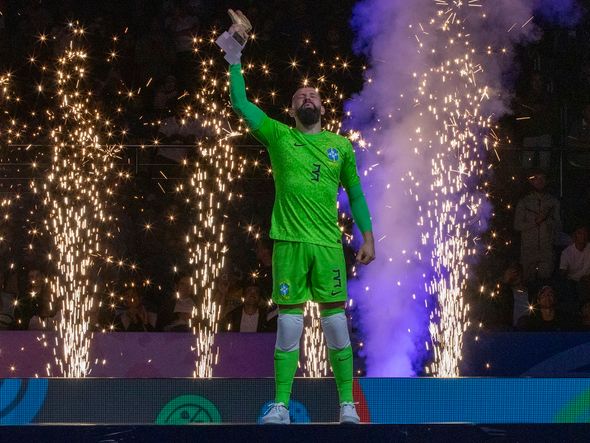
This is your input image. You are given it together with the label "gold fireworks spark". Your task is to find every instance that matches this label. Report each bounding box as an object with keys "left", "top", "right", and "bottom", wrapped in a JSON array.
[
  {"left": 435, "top": 0, "right": 483, "bottom": 27},
  {"left": 40, "top": 29, "right": 123, "bottom": 377},
  {"left": 0, "top": 73, "right": 15, "bottom": 247},
  {"left": 303, "top": 303, "right": 329, "bottom": 377},
  {"left": 410, "top": 1, "right": 494, "bottom": 376},
  {"left": 183, "top": 48, "right": 245, "bottom": 377},
  {"left": 1, "top": 23, "right": 360, "bottom": 378}
]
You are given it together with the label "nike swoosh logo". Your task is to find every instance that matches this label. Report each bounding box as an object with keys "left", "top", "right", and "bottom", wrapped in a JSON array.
[
  {"left": 294, "top": 143, "right": 305, "bottom": 147},
  {"left": 331, "top": 291, "right": 342, "bottom": 296}
]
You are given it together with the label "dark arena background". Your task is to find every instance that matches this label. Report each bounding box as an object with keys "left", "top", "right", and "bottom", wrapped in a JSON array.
[{"left": 1, "top": 0, "right": 590, "bottom": 441}]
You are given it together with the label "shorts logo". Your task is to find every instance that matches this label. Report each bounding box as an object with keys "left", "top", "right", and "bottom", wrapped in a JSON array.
[
  {"left": 279, "top": 282, "right": 290, "bottom": 297},
  {"left": 332, "top": 269, "right": 342, "bottom": 288},
  {"left": 331, "top": 269, "right": 342, "bottom": 296},
  {"left": 327, "top": 148, "right": 339, "bottom": 162}
]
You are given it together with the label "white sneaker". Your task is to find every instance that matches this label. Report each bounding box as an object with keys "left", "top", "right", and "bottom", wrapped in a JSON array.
[
  {"left": 339, "top": 402, "right": 360, "bottom": 424},
  {"left": 261, "top": 402, "right": 290, "bottom": 424}
]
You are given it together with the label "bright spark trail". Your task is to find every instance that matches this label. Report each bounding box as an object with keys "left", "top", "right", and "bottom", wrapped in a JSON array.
[
  {"left": 40, "top": 28, "right": 123, "bottom": 377},
  {"left": 183, "top": 37, "right": 245, "bottom": 377},
  {"left": 346, "top": 0, "right": 554, "bottom": 376},
  {"left": 1, "top": 21, "right": 368, "bottom": 378},
  {"left": 0, "top": 74, "right": 16, "bottom": 249},
  {"left": 418, "top": 0, "right": 491, "bottom": 376},
  {"left": 303, "top": 303, "right": 328, "bottom": 377}
]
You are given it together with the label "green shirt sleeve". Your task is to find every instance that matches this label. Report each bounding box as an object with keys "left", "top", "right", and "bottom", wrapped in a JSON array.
[
  {"left": 340, "top": 140, "right": 361, "bottom": 191},
  {"left": 229, "top": 64, "right": 266, "bottom": 130},
  {"left": 250, "top": 114, "right": 291, "bottom": 150},
  {"left": 341, "top": 142, "right": 372, "bottom": 233},
  {"left": 347, "top": 184, "right": 372, "bottom": 234}
]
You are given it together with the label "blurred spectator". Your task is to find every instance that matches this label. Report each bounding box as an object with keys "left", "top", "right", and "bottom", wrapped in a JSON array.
[
  {"left": 325, "top": 26, "right": 342, "bottom": 52},
  {"left": 114, "top": 286, "right": 153, "bottom": 331},
  {"left": 158, "top": 115, "right": 203, "bottom": 146},
  {"left": 516, "top": 285, "right": 569, "bottom": 331},
  {"left": 515, "top": 72, "right": 556, "bottom": 170},
  {"left": 251, "top": 238, "right": 273, "bottom": 300},
  {"left": 578, "top": 300, "right": 590, "bottom": 330},
  {"left": 0, "top": 267, "right": 18, "bottom": 329},
  {"left": 579, "top": 275, "right": 590, "bottom": 304},
  {"left": 559, "top": 226, "right": 590, "bottom": 282},
  {"left": 134, "top": 17, "right": 175, "bottom": 86},
  {"left": 568, "top": 103, "right": 590, "bottom": 148},
  {"left": 214, "top": 270, "right": 245, "bottom": 318},
  {"left": 495, "top": 262, "right": 533, "bottom": 329},
  {"left": 163, "top": 274, "right": 194, "bottom": 332},
  {"left": 164, "top": 2, "right": 199, "bottom": 91},
  {"left": 220, "top": 284, "right": 277, "bottom": 332},
  {"left": 567, "top": 103, "right": 590, "bottom": 169},
  {"left": 96, "top": 65, "right": 124, "bottom": 104},
  {"left": 514, "top": 170, "right": 561, "bottom": 283},
  {"left": 559, "top": 225, "right": 590, "bottom": 313},
  {"left": 213, "top": 270, "right": 233, "bottom": 318},
  {"left": 153, "top": 75, "right": 178, "bottom": 115},
  {"left": 27, "top": 269, "right": 60, "bottom": 331},
  {"left": 20, "top": 1, "right": 53, "bottom": 40},
  {"left": 49, "top": 23, "right": 71, "bottom": 58},
  {"left": 88, "top": 296, "right": 106, "bottom": 332},
  {"left": 140, "top": 282, "right": 164, "bottom": 330}
]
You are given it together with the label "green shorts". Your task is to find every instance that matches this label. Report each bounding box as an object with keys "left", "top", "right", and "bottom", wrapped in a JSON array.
[{"left": 272, "top": 240, "right": 348, "bottom": 305}]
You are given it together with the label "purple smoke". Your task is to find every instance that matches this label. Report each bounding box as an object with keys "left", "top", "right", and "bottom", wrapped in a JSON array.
[
  {"left": 535, "top": 0, "right": 583, "bottom": 25},
  {"left": 345, "top": 0, "right": 581, "bottom": 376}
]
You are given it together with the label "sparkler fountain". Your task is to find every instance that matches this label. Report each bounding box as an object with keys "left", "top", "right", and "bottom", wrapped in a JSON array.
[
  {"left": 183, "top": 46, "right": 245, "bottom": 377},
  {"left": 41, "top": 31, "right": 123, "bottom": 377},
  {"left": 346, "top": 0, "right": 573, "bottom": 376}
]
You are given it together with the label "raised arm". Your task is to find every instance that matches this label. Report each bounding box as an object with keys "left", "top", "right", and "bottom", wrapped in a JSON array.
[
  {"left": 229, "top": 64, "right": 266, "bottom": 131},
  {"left": 216, "top": 9, "right": 267, "bottom": 131}
]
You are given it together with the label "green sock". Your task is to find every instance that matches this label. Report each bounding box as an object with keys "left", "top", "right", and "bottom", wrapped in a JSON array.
[
  {"left": 274, "top": 348, "right": 299, "bottom": 406},
  {"left": 328, "top": 346, "right": 354, "bottom": 404}
]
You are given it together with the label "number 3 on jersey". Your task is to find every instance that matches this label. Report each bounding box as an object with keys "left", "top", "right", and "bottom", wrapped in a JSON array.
[{"left": 311, "top": 163, "right": 321, "bottom": 182}]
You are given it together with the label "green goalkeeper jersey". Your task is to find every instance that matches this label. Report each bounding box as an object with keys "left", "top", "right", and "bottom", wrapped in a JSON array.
[
  {"left": 252, "top": 116, "right": 361, "bottom": 248},
  {"left": 229, "top": 63, "right": 369, "bottom": 248}
]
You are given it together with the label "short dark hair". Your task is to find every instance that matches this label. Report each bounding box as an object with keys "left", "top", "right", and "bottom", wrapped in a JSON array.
[
  {"left": 572, "top": 224, "right": 589, "bottom": 234},
  {"left": 527, "top": 168, "right": 546, "bottom": 179},
  {"left": 173, "top": 271, "right": 192, "bottom": 287}
]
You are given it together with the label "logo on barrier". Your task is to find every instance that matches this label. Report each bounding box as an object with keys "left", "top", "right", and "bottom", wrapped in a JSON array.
[
  {"left": 554, "top": 388, "right": 590, "bottom": 423},
  {"left": 156, "top": 395, "right": 222, "bottom": 424},
  {"left": 0, "top": 378, "right": 49, "bottom": 425},
  {"left": 258, "top": 400, "right": 310, "bottom": 423}
]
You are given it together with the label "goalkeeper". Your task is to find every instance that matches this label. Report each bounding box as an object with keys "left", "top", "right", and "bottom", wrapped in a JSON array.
[{"left": 222, "top": 9, "right": 375, "bottom": 425}]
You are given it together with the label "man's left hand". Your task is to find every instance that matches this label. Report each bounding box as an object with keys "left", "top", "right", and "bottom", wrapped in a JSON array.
[{"left": 356, "top": 238, "right": 375, "bottom": 265}]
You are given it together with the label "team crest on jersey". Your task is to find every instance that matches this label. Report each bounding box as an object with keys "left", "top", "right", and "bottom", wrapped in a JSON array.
[
  {"left": 326, "top": 148, "right": 339, "bottom": 162},
  {"left": 279, "top": 282, "right": 290, "bottom": 297}
]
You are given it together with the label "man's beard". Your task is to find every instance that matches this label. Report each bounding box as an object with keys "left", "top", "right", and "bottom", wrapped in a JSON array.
[{"left": 296, "top": 104, "right": 321, "bottom": 126}]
